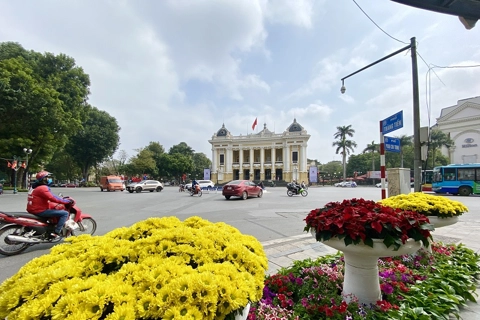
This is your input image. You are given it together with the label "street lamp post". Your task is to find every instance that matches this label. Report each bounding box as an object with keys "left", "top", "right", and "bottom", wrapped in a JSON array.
[
  {"left": 341, "top": 37, "right": 421, "bottom": 192},
  {"left": 23, "top": 148, "right": 32, "bottom": 189}
]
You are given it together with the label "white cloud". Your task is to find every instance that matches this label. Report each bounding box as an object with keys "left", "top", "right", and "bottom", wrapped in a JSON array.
[
  {"left": 1, "top": 0, "right": 479, "bottom": 165},
  {"left": 263, "top": 0, "right": 317, "bottom": 28}
]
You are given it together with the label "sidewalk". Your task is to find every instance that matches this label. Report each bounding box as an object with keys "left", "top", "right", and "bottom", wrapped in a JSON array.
[{"left": 261, "top": 233, "right": 480, "bottom": 319}]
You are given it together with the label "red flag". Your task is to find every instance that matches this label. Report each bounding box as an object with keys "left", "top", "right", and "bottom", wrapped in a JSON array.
[
  {"left": 21, "top": 162, "right": 26, "bottom": 168},
  {"left": 7, "top": 161, "right": 11, "bottom": 168},
  {"left": 252, "top": 117, "right": 258, "bottom": 130},
  {"left": 11, "top": 160, "right": 17, "bottom": 169}
]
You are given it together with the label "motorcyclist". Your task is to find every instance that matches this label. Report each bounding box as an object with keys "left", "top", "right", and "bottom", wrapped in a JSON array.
[
  {"left": 192, "top": 179, "right": 200, "bottom": 194},
  {"left": 291, "top": 180, "right": 300, "bottom": 194},
  {"left": 301, "top": 181, "right": 307, "bottom": 189},
  {"left": 258, "top": 181, "right": 265, "bottom": 190},
  {"left": 26, "top": 171, "right": 73, "bottom": 240}
]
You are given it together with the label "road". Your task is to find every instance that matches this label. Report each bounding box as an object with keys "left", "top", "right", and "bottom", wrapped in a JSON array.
[{"left": 1, "top": 185, "right": 479, "bottom": 283}]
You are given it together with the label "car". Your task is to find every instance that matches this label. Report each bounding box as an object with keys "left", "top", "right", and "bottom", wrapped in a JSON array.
[
  {"left": 334, "top": 182, "right": 346, "bottom": 187},
  {"left": 185, "top": 180, "right": 215, "bottom": 191},
  {"left": 64, "top": 183, "right": 78, "bottom": 188},
  {"left": 126, "top": 180, "right": 164, "bottom": 193},
  {"left": 342, "top": 181, "right": 357, "bottom": 188},
  {"left": 222, "top": 180, "right": 263, "bottom": 200},
  {"left": 376, "top": 182, "right": 388, "bottom": 188}
]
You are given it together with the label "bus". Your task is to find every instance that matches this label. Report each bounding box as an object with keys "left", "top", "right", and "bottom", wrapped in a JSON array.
[
  {"left": 432, "top": 163, "right": 480, "bottom": 196},
  {"left": 421, "top": 170, "right": 434, "bottom": 192}
]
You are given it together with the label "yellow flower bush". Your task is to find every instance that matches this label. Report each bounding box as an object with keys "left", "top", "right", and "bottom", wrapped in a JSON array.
[
  {"left": 379, "top": 192, "right": 468, "bottom": 218},
  {"left": 0, "top": 216, "right": 268, "bottom": 320}
]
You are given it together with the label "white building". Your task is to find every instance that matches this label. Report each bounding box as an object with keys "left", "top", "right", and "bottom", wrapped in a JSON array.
[
  {"left": 208, "top": 119, "right": 311, "bottom": 183},
  {"left": 436, "top": 96, "right": 480, "bottom": 164}
]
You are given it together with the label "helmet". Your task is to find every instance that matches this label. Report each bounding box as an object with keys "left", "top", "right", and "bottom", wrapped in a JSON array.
[{"left": 36, "top": 171, "right": 51, "bottom": 181}]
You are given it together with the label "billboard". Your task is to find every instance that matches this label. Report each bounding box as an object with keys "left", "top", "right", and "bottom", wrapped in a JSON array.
[
  {"left": 203, "top": 169, "right": 211, "bottom": 180},
  {"left": 366, "top": 171, "right": 388, "bottom": 179},
  {"left": 309, "top": 166, "right": 318, "bottom": 183}
]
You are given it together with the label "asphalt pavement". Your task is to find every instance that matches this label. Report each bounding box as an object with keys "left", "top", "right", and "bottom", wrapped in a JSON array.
[{"left": 0, "top": 186, "right": 479, "bottom": 318}]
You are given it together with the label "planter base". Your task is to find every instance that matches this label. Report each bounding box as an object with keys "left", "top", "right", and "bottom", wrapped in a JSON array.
[
  {"left": 317, "top": 236, "right": 422, "bottom": 305},
  {"left": 234, "top": 303, "right": 250, "bottom": 320}
]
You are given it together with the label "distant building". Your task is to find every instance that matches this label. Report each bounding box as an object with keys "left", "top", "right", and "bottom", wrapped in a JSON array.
[
  {"left": 435, "top": 96, "right": 480, "bottom": 164},
  {"left": 208, "top": 119, "right": 311, "bottom": 183}
]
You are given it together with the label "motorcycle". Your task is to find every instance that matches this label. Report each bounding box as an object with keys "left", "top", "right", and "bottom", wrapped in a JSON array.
[
  {"left": 286, "top": 183, "right": 308, "bottom": 197},
  {"left": 179, "top": 184, "right": 186, "bottom": 192},
  {"left": 189, "top": 185, "right": 203, "bottom": 197},
  {"left": 0, "top": 195, "right": 97, "bottom": 256}
]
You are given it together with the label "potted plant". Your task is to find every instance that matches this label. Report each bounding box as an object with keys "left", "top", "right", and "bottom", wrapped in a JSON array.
[
  {"left": 304, "top": 198, "right": 433, "bottom": 304},
  {"left": 0, "top": 216, "right": 268, "bottom": 320},
  {"left": 379, "top": 192, "right": 468, "bottom": 228}
]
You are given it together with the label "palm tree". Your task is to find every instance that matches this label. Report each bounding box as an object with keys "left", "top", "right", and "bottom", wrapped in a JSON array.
[
  {"left": 398, "top": 135, "right": 413, "bottom": 167},
  {"left": 428, "top": 130, "right": 454, "bottom": 168},
  {"left": 332, "top": 125, "right": 357, "bottom": 182},
  {"left": 362, "top": 141, "right": 378, "bottom": 185}
]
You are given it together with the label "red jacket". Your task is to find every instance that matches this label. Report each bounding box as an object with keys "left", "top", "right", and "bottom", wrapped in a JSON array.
[{"left": 27, "top": 185, "right": 71, "bottom": 214}]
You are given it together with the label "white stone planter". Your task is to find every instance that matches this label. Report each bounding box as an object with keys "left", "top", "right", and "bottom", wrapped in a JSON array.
[
  {"left": 427, "top": 216, "right": 459, "bottom": 229},
  {"left": 312, "top": 231, "right": 422, "bottom": 305},
  {"left": 234, "top": 303, "right": 250, "bottom": 320}
]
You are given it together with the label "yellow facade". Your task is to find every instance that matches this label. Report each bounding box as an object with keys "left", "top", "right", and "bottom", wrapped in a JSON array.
[{"left": 208, "top": 119, "right": 310, "bottom": 184}]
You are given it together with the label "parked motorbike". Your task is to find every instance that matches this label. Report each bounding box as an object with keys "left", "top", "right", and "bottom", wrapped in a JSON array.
[
  {"left": 0, "top": 195, "right": 97, "bottom": 256},
  {"left": 286, "top": 183, "right": 308, "bottom": 197},
  {"left": 190, "top": 185, "right": 203, "bottom": 197}
]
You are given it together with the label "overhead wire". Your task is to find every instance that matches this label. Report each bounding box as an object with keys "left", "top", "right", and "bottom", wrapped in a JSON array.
[{"left": 351, "top": 0, "right": 446, "bottom": 130}]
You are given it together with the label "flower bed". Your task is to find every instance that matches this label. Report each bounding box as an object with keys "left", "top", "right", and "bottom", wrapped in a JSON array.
[
  {"left": 304, "top": 198, "right": 433, "bottom": 250},
  {"left": 379, "top": 192, "right": 468, "bottom": 218},
  {"left": 0, "top": 216, "right": 268, "bottom": 320},
  {"left": 248, "top": 243, "right": 480, "bottom": 319}
]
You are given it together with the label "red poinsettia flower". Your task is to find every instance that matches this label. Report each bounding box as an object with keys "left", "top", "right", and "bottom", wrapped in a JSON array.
[{"left": 304, "top": 198, "right": 433, "bottom": 250}]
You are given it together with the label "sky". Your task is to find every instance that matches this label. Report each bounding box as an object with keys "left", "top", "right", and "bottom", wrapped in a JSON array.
[{"left": 1, "top": 0, "right": 479, "bottom": 164}]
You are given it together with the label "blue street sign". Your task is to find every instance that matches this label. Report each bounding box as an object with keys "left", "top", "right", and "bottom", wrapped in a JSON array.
[
  {"left": 382, "top": 110, "right": 403, "bottom": 134},
  {"left": 384, "top": 136, "right": 401, "bottom": 153}
]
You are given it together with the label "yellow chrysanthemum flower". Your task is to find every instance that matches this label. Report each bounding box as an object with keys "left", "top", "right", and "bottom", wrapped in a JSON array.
[
  {"left": 0, "top": 216, "right": 266, "bottom": 320},
  {"left": 379, "top": 192, "right": 468, "bottom": 217}
]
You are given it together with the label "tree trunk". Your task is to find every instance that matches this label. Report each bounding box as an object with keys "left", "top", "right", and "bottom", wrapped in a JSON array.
[
  {"left": 343, "top": 150, "right": 347, "bottom": 182},
  {"left": 372, "top": 152, "right": 375, "bottom": 186}
]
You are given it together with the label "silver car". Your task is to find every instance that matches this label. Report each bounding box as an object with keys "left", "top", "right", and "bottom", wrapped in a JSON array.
[{"left": 126, "top": 180, "right": 164, "bottom": 193}]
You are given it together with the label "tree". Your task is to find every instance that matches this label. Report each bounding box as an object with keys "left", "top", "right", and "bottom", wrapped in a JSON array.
[
  {"left": 169, "top": 142, "right": 195, "bottom": 158},
  {"left": 191, "top": 153, "right": 212, "bottom": 180},
  {"left": 362, "top": 140, "right": 378, "bottom": 177},
  {"left": 146, "top": 142, "right": 166, "bottom": 177},
  {"left": 332, "top": 125, "right": 357, "bottom": 182},
  {"left": 129, "top": 148, "right": 156, "bottom": 176},
  {"left": 397, "top": 135, "right": 412, "bottom": 168},
  {"left": 65, "top": 106, "right": 120, "bottom": 180},
  {"left": 160, "top": 153, "right": 194, "bottom": 181},
  {"left": 428, "top": 130, "right": 454, "bottom": 168},
  {"left": 0, "top": 42, "right": 91, "bottom": 184}
]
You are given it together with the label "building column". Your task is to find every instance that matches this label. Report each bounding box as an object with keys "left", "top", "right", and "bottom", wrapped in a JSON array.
[
  {"left": 239, "top": 147, "right": 243, "bottom": 168},
  {"left": 212, "top": 148, "right": 217, "bottom": 173},
  {"left": 227, "top": 147, "right": 232, "bottom": 173},
  {"left": 250, "top": 147, "right": 254, "bottom": 179},
  {"left": 271, "top": 146, "right": 276, "bottom": 180},
  {"left": 285, "top": 145, "right": 290, "bottom": 172},
  {"left": 301, "top": 143, "right": 307, "bottom": 172},
  {"left": 260, "top": 147, "right": 265, "bottom": 180}
]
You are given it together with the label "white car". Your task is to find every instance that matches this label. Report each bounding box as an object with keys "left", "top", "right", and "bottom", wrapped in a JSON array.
[
  {"left": 185, "top": 180, "right": 215, "bottom": 191},
  {"left": 375, "top": 182, "right": 388, "bottom": 188}
]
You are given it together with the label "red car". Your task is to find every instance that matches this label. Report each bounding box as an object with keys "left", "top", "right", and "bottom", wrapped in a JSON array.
[{"left": 222, "top": 180, "right": 263, "bottom": 200}]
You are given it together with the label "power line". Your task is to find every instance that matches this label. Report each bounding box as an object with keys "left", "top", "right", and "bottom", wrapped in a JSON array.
[{"left": 351, "top": 0, "right": 408, "bottom": 45}]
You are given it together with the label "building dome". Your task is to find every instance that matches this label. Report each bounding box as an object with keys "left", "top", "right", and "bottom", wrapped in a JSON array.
[
  {"left": 216, "top": 124, "right": 230, "bottom": 137},
  {"left": 287, "top": 118, "right": 304, "bottom": 132}
]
